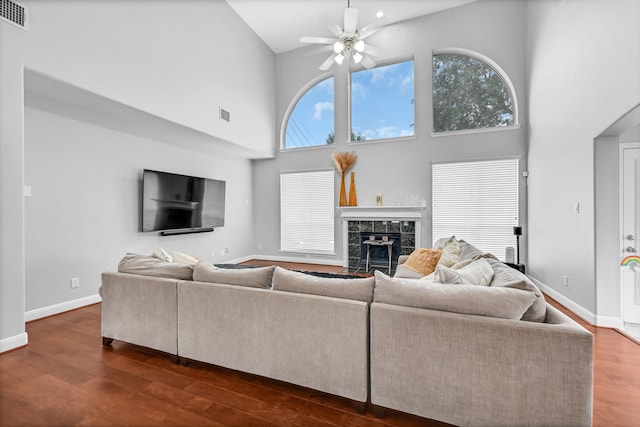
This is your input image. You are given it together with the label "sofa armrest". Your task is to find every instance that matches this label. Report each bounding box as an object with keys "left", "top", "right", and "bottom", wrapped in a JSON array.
[
  {"left": 101, "top": 272, "right": 178, "bottom": 355},
  {"left": 370, "top": 302, "right": 593, "bottom": 427}
]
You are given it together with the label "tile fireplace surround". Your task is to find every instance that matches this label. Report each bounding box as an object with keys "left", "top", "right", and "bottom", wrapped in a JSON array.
[{"left": 340, "top": 206, "right": 425, "bottom": 274}]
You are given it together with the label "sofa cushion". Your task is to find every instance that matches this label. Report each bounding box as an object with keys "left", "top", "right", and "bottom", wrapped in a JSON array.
[
  {"left": 402, "top": 248, "right": 442, "bottom": 276},
  {"left": 273, "top": 266, "right": 375, "bottom": 303},
  {"left": 433, "top": 257, "right": 493, "bottom": 285},
  {"left": 486, "top": 258, "right": 546, "bottom": 322},
  {"left": 374, "top": 271, "right": 537, "bottom": 320},
  {"left": 118, "top": 253, "right": 193, "bottom": 280},
  {"left": 193, "top": 261, "right": 275, "bottom": 289}
]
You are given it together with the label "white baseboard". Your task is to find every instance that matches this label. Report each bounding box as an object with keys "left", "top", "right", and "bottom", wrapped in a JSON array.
[
  {"left": 530, "top": 277, "right": 598, "bottom": 325},
  {"left": 0, "top": 332, "right": 28, "bottom": 353},
  {"left": 24, "top": 294, "right": 102, "bottom": 322},
  {"left": 228, "top": 254, "right": 344, "bottom": 267}
]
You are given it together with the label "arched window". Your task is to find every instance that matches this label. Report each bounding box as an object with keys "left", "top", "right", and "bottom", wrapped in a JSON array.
[
  {"left": 432, "top": 49, "right": 517, "bottom": 133},
  {"left": 282, "top": 76, "right": 334, "bottom": 149}
]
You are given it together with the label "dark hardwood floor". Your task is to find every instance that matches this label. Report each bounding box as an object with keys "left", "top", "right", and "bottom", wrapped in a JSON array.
[{"left": 1, "top": 261, "right": 639, "bottom": 426}]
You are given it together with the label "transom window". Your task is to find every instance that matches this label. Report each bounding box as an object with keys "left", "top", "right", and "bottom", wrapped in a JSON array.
[
  {"left": 280, "top": 170, "right": 335, "bottom": 254},
  {"left": 433, "top": 50, "right": 516, "bottom": 133},
  {"left": 283, "top": 77, "right": 334, "bottom": 149},
  {"left": 351, "top": 59, "right": 415, "bottom": 141},
  {"left": 432, "top": 159, "right": 519, "bottom": 261}
]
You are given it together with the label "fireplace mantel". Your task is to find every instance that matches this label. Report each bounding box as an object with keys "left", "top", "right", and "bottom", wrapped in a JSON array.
[{"left": 339, "top": 206, "right": 425, "bottom": 220}]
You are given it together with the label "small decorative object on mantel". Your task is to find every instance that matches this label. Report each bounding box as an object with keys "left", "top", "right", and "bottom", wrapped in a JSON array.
[
  {"left": 348, "top": 171, "right": 358, "bottom": 206},
  {"left": 332, "top": 151, "right": 357, "bottom": 206},
  {"left": 376, "top": 193, "right": 382, "bottom": 206}
]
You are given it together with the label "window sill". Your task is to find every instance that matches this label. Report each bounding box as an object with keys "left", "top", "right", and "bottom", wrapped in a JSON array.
[{"left": 431, "top": 124, "right": 521, "bottom": 138}]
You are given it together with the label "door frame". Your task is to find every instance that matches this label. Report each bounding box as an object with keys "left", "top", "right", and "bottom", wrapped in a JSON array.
[{"left": 619, "top": 141, "right": 640, "bottom": 323}]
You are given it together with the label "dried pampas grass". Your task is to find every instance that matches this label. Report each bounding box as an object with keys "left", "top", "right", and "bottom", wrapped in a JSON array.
[{"left": 332, "top": 151, "right": 357, "bottom": 173}]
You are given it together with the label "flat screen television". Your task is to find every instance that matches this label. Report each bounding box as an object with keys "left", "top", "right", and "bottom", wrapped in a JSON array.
[{"left": 141, "top": 169, "right": 226, "bottom": 234}]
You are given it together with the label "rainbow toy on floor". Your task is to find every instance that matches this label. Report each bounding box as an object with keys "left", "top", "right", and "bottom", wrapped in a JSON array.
[{"left": 621, "top": 255, "right": 640, "bottom": 268}]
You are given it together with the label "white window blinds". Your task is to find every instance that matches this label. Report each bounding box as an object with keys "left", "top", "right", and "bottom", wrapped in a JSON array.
[
  {"left": 432, "top": 159, "right": 519, "bottom": 261},
  {"left": 280, "top": 170, "right": 335, "bottom": 254}
]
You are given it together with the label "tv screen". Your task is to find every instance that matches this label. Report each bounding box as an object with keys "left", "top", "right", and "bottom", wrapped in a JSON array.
[{"left": 141, "top": 169, "right": 226, "bottom": 232}]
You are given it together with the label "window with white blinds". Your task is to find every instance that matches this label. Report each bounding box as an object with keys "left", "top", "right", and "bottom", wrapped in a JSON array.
[
  {"left": 432, "top": 159, "right": 519, "bottom": 261},
  {"left": 280, "top": 170, "right": 335, "bottom": 254}
]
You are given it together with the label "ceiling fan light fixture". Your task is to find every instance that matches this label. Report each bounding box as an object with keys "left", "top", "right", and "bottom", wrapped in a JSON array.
[
  {"left": 353, "top": 51, "right": 363, "bottom": 64},
  {"left": 334, "top": 53, "right": 345, "bottom": 65},
  {"left": 354, "top": 40, "right": 365, "bottom": 52},
  {"left": 333, "top": 40, "right": 345, "bottom": 54}
]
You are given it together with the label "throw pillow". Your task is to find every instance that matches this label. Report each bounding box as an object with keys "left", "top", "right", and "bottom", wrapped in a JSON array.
[
  {"left": 193, "top": 261, "right": 275, "bottom": 289},
  {"left": 437, "top": 238, "right": 461, "bottom": 267},
  {"left": 118, "top": 253, "right": 193, "bottom": 280},
  {"left": 151, "top": 248, "right": 172, "bottom": 262},
  {"left": 373, "top": 271, "right": 537, "bottom": 320},
  {"left": 272, "top": 266, "right": 375, "bottom": 303},
  {"left": 172, "top": 250, "right": 199, "bottom": 265},
  {"left": 403, "top": 248, "right": 443, "bottom": 276},
  {"left": 433, "top": 235, "right": 457, "bottom": 250},
  {"left": 433, "top": 258, "right": 493, "bottom": 285}
]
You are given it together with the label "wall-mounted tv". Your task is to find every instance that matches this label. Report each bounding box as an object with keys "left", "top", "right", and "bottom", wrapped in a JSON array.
[{"left": 141, "top": 169, "right": 226, "bottom": 234}]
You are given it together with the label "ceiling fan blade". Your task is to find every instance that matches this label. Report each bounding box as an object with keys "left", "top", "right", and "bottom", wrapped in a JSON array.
[
  {"left": 343, "top": 7, "right": 359, "bottom": 34},
  {"left": 303, "top": 44, "right": 334, "bottom": 57},
  {"left": 360, "top": 15, "right": 389, "bottom": 39},
  {"left": 319, "top": 53, "right": 336, "bottom": 71},
  {"left": 362, "top": 44, "right": 386, "bottom": 58},
  {"left": 361, "top": 54, "right": 376, "bottom": 70},
  {"left": 327, "top": 22, "right": 343, "bottom": 36},
  {"left": 300, "top": 36, "right": 336, "bottom": 45}
]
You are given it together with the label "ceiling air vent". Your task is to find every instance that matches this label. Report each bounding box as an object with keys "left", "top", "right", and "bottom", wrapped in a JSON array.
[
  {"left": 219, "top": 108, "right": 231, "bottom": 123},
  {"left": 1, "top": 0, "right": 28, "bottom": 30}
]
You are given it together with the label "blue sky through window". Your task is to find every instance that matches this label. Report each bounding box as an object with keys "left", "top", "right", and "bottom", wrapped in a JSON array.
[
  {"left": 351, "top": 59, "right": 414, "bottom": 141},
  {"left": 285, "top": 77, "right": 334, "bottom": 149}
]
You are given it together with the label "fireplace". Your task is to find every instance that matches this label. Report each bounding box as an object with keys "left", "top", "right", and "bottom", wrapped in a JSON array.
[
  {"left": 346, "top": 220, "right": 415, "bottom": 274},
  {"left": 341, "top": 206, "right": 425, "bottom": 275}
]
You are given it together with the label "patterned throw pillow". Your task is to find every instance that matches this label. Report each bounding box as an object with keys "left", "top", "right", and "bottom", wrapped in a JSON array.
[{"left": 403, "top": 248, "right": 443, "bottom": 276}]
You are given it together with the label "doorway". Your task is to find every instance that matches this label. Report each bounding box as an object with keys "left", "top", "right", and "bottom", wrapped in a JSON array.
[{"left": 621, "top": 144, "right": 640, "bottom": 338}]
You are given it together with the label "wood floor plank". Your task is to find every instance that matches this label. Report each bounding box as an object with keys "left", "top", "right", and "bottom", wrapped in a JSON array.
[{"left": 2, "top": 261, "right": 640, "bottom": 426}]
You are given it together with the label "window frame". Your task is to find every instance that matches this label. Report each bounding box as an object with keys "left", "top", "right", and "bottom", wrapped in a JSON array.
[
  {"left": 348, "top": 57, "right": 416, "bottom": 145},
  {"left": 280, "top": 73, "right": 335, "bottom": 151},
  {"left": 279, "top": 169, "right": 336, "bottom": 255},
  {"left": 431, "top": 48, "right": 520, "bottom": 137}
]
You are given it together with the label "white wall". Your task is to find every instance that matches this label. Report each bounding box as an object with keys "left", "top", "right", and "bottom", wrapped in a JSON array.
[
  {"left": 527, "top": 0, "right": 640, "bottom": 316},
  {"left": 252, "top": 0, "right": 528, "bottom": 264},
  {"left": 0, "top": 0, "right": 275, "bottom": 350},
  {"left": 24, "top": 104, "right": 254, "bottom": 312}
]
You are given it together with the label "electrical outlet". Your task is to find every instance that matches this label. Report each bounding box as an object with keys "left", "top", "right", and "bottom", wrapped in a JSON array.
[
  {"left": 563, "top": 275, "right": 569, "bottom": 287},
  {"left": 220, "top": 248, "right": 229, "bottom": 256},
  {"left": 71, "top": 277, "right": 80, "bottom": 288}
]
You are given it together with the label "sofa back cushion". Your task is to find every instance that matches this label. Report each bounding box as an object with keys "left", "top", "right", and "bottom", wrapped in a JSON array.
[
  {"left": 373, "top": 271, "right": 537, "bottom": 320},
  {"left": 486, "top": 258, "right": 546, "bottom": 322},
  {"left": 193, "top": 261, "right": 275, "bottom": 289},
  {"left": 118, "top": 253, "right": 194, "bottom": 280},
  {"left": 273, "top": 266, "right": 375, "bottom": 303}
]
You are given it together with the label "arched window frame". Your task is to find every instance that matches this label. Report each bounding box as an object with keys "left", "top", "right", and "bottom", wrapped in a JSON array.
[
  {"left": 432, "top": 48, "right": 520, "bottom": 136},
  {"left": 280, "top": 73, "right": 334, "bottom": 151}
]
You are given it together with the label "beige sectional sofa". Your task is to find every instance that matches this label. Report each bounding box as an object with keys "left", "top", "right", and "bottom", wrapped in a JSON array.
[
  {"left": 100, "top": 241, "right": 593, "bottom": 426},
  {"left": 101, "top": 258, "right": 373, "bottom": 405}
]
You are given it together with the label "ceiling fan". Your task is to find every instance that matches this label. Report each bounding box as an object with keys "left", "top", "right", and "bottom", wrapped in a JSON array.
[{"left": 299, "top": 0, "right": 388, "bottom": 71}]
